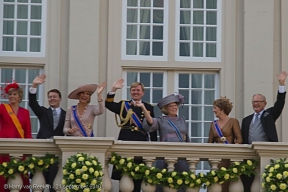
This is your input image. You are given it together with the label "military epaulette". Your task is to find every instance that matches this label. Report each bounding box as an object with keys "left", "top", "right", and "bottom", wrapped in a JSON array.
[{"left": 105, "top": 98, "right": 114, "bottom": 102}]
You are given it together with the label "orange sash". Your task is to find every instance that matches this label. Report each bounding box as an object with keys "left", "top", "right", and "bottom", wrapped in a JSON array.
[{"left": 3, "top": 104, "right": 24, "bottom": 138}]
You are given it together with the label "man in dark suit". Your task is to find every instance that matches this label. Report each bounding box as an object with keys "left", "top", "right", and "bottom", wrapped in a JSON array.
[
  {"left": 240, "top": 71, "right": 288, "bottom": 192},
  {"left": 105, "top": 78, "right": 158, "bottom": 192},
  {"left": 29, "top": 74, "right": 66, "bottom": 192}
]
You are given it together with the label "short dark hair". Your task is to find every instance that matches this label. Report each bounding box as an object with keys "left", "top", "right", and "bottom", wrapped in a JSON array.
[{"left": 47, "top": 89, "right": 62, "bottom": 98}]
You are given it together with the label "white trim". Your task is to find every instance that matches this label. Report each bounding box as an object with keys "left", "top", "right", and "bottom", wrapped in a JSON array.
[
  {"left": 121, "top": 0, "right": 169, "bottom": 61},
  {"left": 0, "top": 0, "right": 47, "bottom": 57},
  {"left": 175, "top": 0, "right": 222, "bottom": 62}
]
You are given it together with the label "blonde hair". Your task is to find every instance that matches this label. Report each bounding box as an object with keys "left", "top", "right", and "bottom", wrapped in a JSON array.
[
  {"left": 130, "top": 82, "right": 145, "bottom": 91},
  {"left": 8, "top": 88, "right": 23, "bottom": 103},
  {"left": 213, "top": 97, "right": 233, "bottom": 115}
]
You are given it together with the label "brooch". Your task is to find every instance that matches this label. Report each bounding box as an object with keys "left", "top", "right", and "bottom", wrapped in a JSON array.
[
  {"left": 87, "top": 124, "right": 92, "bottom": 129},
  {"left": 220, "top": 137, "right": 227, "bottom": 142}
]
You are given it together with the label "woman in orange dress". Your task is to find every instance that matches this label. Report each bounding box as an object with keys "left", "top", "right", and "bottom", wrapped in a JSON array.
[
  {"left": 208, "top": 97, "right": 243, "bottom": 192},
  {"left": 0, "top": 82, "right": 32, "bottom": 192}
]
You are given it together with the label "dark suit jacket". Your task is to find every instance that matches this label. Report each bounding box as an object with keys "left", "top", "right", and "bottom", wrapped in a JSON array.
[
  {"left": 29, "top": 92, "right": 66, "bottom": 139},
  {"left": 241, "top": 91, "right": 286, "bottom": 144}
]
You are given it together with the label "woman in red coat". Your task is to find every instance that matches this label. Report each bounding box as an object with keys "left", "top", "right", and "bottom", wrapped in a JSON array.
[{"left": 0, "top": 82, "right": 32, "bottom": 192}]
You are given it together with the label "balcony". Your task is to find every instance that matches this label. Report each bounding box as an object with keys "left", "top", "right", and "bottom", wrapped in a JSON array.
[{"left": 0, "top": 136, "right": 287, "bottom": 192}]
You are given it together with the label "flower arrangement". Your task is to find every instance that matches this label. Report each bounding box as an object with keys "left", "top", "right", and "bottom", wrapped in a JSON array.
[
  {"left": 24, "top": 153, "right": 58, "bottom": 174},
  {"left": 0, "top": 158, "right": 27, "bottom": 179},
  {"left": 262, "top": 158, "right": 288, "bottom": 192},
  {"left": 109, "top": 152, "right": 259, "bottom": 190},
  {"left": 0, "top": 154, "right": 58, "bottom": 178},
  {"left": 62, "top": 153, "right": 103, "bottom": 192}
]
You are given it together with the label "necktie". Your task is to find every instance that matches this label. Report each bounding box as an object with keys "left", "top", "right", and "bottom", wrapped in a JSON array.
[
  {"left": 254, "top": 113, "right": 260, "bottom": 124},
  {"left": 53, "top": 109, "right": 59, "bottom": 129}
]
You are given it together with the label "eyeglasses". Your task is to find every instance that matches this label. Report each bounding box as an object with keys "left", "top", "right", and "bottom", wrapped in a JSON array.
[{"left": 252, "top": 101, "right": 265, "bottom": 104}]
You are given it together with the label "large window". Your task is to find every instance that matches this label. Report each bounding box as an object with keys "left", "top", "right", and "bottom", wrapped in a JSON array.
[
  {"left": 124, "top": 71, "right": 166, "bottom": 117},
  {"left": 0, "top": 0, "right": 47, "bottom": 57},
  {"left": 0, "top": 67, "right": 43, "bottom": 138},
  {"left": 122, "top": 0, "right": 168, "bottom": 60},
  {"left": 176, "top": 0, "right": 222, "bottom": 61}
]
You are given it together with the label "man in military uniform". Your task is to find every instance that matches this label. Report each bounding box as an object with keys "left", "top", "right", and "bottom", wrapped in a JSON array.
[{"left": 105, "top": 78, "right": 157, "bottom": 192}]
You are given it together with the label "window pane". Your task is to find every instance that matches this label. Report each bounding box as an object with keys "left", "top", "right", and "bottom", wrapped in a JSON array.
[
  {"left": 180, "top": 0, "right": 191, "bottom": 8},
  {"left": 193, "top": 27, "right": 203, "bottom": 40},
  {"left": 206, "top": 27, "right": 216, "bottom": 41},
  {"left": 140, "top": 9, "right": 150, "bottom": 23},
  {"left": 3, "top": 21, "right": 14, "bottom": 35},
  {"left": 180, "top": 11, "right": 190, "bottom": 24},
  {"left": 139, "top": 42, "right": 150, "bottom": 55},
  {"left": 206, "top": 11, "right": 217, "bottom": 25},
  {"left": 204, "top": 90, "right": 214, "bottom": 105},
  {"left": 152, "top": 42, "right": 163, "bottom": 56},
  {"left": 206, "top": 0, "right": 217, "bottom": 9},
  {"left": 206, "top": 43, "right": 216, "bottom": 57},
  {"left": 191, "top": 123, "right": 202, "bottom": 137},
  {"left": 3, "top": 37, "right": 14, "bottom": 51},
  {"left": 17, "top": 21, "right": 28, "bottom": 35},
  {"left": 193, "top": 11, "right": 204, "bottom": 24},
  {"left": 191, "top": 74, "right": 202, "bottom": 88},
  {"left": 180, "top": 27, "right": 190, "bottom": 40},
  {"left": 30, "top": 38, "right": 41, "bottom": 52},
  {"left": 28, "top": 69, "right": 40, "bottom": 83},
  {"left": 140, "top": 0, "right": 150, "bottom": 7},
  {"left": 127, "top": 72, "right": 138, "bottom": 85},
  {"left": 4, "top": 0, "right": 15, "bottom": 2},
  {"left": 15, "top": 68, "right": 26, "bottom": 83},
  {"left": 4, "top": 5, "right": 15, "bottom": 18},
  {"left": 127, "top": 0, "right": 138, "bottom": 6},
  {"left": 193, "top": 0, "right": 204, "bottom": 8},
  {"left": 126, "top": 41, "right": 137, "bottom": 55},
  {"left": 204, "top": 106, "right": 213, "bottom": 121},
  {"left": 179, "top": 90, "right": 189, "bottom": 104},
  {"left": 153, "top": 89, "right": 162, "bottom": 103},
  {"left": 1, "top": 68, "right": 13, "bottom": 82},
  {"left": 153, "top": 10, "right": 163, "bottom": 23},
  {"left": 193, "top": 43, "right": 203, "bottom": 57},
  {"left": 127, "top": 9, "right": 137, "bottom": 23},
  {"left": 31, "top": 5, "right": 42, "bottom": 19},
  {"left": 140, "top": 25, "right": 150, "bottom": 39},
  {"left": 140, "top": 73, "right": 150, "bottom": 86},
  {"left": 31, "top": 0, "right": 42, "bottom": 3},
  {"left": 204, "top": 74, "right": 215, "bottom": 88},
  {"left": 18, "top": 0, "right": 28, "bottom": 2},
  {"left": 204, "top": 122, "right": 210, "bottom": 137},
  {"left": 17, "top": 5, "right": 28, "bottom": 19},
  {"left": 179, "top": 106, "right": 189, "bottom": 119},
  {"left": 153, "top": 0, "right": 164, "bottom": 7},
  {"left": 127, "top": 25, "right": 137, "bottom": 39},
  {"left": 179, "top": 74, "right": 189, "bottom": 88},
  {"left": 142, "top": 89, "right": 150, "bottom": 101},
  {"left": 31, "top": 118, "right": 38, "bottom": 134},
  {"left": 153, "top": 73, "right": 163, "bottom": 87},
  {"left": 180, "top": 43, "right": 190, "bottom": 56},
  {"left": 153, "top": 26, "right": 163, "bottom": 39},
  {"left": 191, "top": 106, "right": 202, "bottom": 120},
  {"left": 191, "top": 90, "right": 202, "bottom": 104}
]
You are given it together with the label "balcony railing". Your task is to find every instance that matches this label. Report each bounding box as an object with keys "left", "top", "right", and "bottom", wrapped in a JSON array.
[{"left": 1, "top": 136, "right": 287, "bottom": 192}]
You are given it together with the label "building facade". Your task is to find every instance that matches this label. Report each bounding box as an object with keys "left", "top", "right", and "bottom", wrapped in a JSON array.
[{"left": 0, "top": 0, "right": 288, "bottom": 146}]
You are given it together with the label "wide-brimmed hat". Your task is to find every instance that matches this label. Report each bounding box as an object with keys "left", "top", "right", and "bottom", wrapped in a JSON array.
[
  {"left": 68, "top": 84, "right": 98, "bottom": 99},
  {"left": 157, "top": 93, "right": 184, "bottom": 109}
]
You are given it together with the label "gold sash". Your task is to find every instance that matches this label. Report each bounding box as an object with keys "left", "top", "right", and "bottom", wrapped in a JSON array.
[{"left": 3, "top": 104, "right": 24, "bottom": 138}]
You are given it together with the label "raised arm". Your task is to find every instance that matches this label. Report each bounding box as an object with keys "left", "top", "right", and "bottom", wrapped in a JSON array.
[{"left": 29, "top": 74, "right": 46, "bottom": 118}]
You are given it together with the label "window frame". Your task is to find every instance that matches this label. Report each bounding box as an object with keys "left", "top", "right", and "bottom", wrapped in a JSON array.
[
  {"left": 0, "top": 0, "right": 47, "bottom": 57},
  {"left": 121, "top": 0, "right": 169, "bottom": 61},
  {"left": 175, "top": 0, "right": 222, "bottom": 62}
]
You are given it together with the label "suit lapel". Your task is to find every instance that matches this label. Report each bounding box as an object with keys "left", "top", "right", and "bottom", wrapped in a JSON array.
[{"left": 58, "top": 108, "right": 65, "bottom": 127}]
